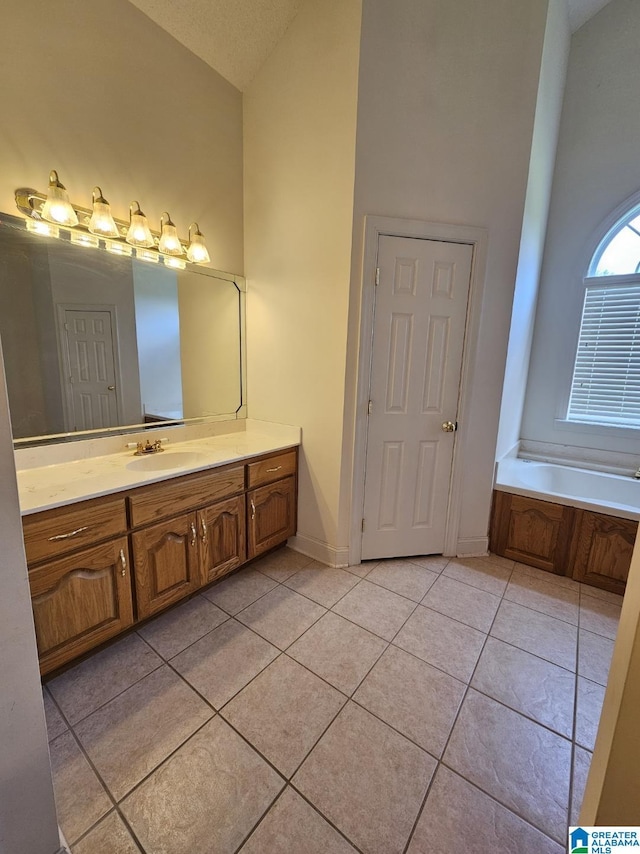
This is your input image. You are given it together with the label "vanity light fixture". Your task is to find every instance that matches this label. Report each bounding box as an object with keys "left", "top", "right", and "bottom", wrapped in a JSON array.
[
  {"left": 158, "top": 212, "right": 183, "bottom": 256},
  {"left": 41, "top": 170, "right": 79, "bottom": 227},
  {"left": 186, "top": 222, "right": 211, "bottom": 264},
  {"left": 126, "top": 201, "right": 154, "bottom": 248},
  {"left": 88, "top": 187, "right": 119, "bottom": 238},
  {"left": 15, "top": 171, "right": 213, "bottom": 265}
]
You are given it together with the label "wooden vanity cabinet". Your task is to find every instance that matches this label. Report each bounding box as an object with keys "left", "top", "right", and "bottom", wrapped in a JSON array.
[
  {"left": 571, "top": 511, "right": 637, "bottom": 596},
  {"left": 24, "top": 447, "right": 298, "bottom": 674},
  {"left": 30, "top": 536, "right": 134, "bottom": 675}
]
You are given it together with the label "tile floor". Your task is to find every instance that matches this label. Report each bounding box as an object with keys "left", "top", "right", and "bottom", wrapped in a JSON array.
[{"left": 43, "top": 548, "right": 623, "bottom": 854}]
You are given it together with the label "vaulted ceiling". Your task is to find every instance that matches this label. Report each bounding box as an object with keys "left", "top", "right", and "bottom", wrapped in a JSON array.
[{"left": 127, "top": 0, "right": 614, "bottom": 92}]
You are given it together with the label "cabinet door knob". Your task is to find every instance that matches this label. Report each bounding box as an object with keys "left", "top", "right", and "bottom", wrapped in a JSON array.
[
  {"left": 119, "top": 548, "right": 127, "bottom": 577},
  {"left": 190, "top": 522, "right": 197, "bottom": 547},
  {"left": 201, "top": 517, "right": 207, "bottom": 545},
  {"left": 250, "top": 499, "right": 256, "bottom": 520}
]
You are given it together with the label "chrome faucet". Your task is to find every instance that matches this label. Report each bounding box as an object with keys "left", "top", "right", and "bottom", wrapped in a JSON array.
[
  {"left": 633, "top": 467, "right": 640, "bottom": 479},
  {"left": 134, "top": 439, "right": 164, "bottom": 456}
]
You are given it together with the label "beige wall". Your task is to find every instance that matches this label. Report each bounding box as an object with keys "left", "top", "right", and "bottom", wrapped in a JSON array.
[
  {"left": 342, "top": 0, "right": 550, "bottom": 554},
  {"left": 244, "top": 0, "right": 362, "bottom": 561},
  {"left": 0, "top": 0, "right": 244, "bottom": 275}
]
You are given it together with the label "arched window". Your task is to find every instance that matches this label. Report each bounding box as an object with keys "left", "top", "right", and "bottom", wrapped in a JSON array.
[{"left": 567, "top": 204, "right": 640, "bottom": 427}]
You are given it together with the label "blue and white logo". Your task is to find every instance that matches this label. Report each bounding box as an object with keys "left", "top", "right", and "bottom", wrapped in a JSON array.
[
  {"left": 569, "top": 827, "right": 640, "bottom": 853},
  {"left": 571, "top": 827, "right": 589, "bottom": 853}
]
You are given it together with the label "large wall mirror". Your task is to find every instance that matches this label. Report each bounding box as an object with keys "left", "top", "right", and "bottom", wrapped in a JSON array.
[{"left": 0, "top": 215, "right": 245, "bottom": 445}]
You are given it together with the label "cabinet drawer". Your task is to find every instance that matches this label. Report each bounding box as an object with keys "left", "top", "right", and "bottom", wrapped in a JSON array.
[
  {"left": 23, "top": 496, "right": 127, "bottom": 565},
  {"left": 129, "top": 465, "right": 244, "bottom": 527},
  {"left": 247, "top": 450, "right": 297, "bottom": 488}
]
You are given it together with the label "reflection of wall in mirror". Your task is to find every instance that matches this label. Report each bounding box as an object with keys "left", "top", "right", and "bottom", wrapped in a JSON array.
[
  {"left": 133, "top": 263, "right": 183, "bottom": 421},
  {"left": 178, "top": 274, "right": 241, "bottom": 417}
]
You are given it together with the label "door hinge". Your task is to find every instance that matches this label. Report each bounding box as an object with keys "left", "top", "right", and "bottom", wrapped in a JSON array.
[
  {"left": 375, "top": 267, "right": 380, "bottom": 286},
  {"left": 367, "top": 399, "right": 373, "bottom": 415},
  {"left": 361, "top": 518, "right": 366, "bottom": 532}
]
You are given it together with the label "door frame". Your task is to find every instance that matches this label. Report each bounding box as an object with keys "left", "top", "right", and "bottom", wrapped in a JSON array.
[
  {"left": 56, "top": 303, "right": 124, "bottom": 432},
  {"left": 349, "top": 215, "right": 488, "bottom": 565}
]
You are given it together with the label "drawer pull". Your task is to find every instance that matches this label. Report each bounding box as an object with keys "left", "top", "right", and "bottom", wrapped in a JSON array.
[
  {"left": 47, "top": 526, "right": 90, "bottom": 542},
  {"left": 266, "top": 465, "right": 282, "bottom": 473},
  {"left": 250, "top": 500, "right": 256, "bottom": 520},
  {"left": 201, "top": 517, "right": 207, "bottom": 545},
  {"left": 119, "top": 548, "right": 127, "bottom": 577},
  {"left": 190, "top": 522, "right": 197, "bottom": 547}
]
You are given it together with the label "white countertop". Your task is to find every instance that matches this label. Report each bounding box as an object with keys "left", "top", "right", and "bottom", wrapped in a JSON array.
[{"left": 17, "top": 421, "right": 300, "bottom": 516}]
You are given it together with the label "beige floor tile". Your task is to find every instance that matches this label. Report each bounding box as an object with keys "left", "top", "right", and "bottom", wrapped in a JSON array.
[
  {"left": 504, "top": 571, "right": 579, "bottom": 625},
  {"left": 443, "top": 690, "right": 571, "bottom": 843},
  {"left": 236, "top": 585, "right": 326, "bottom": 649},
  {"left": 240, "top": 787, "right": 357, "bottom": 853},
  {"left": 121, "top": 717, "right": 284, "bottom": 854},
  {"left": 366, "top": 560, "right": 439, "bottom": 602},
  {"left": 571, "top": 746, "right": 593, "bottom": 825},
  {"left": 484, "top": 552, "right": 516, "bottom": 570},
  {"left": 254, "top": 546, "right": 314, "bottom": 582},
  {"left": 43, "top": 688, "right": 68, "bottom": 742},
  {"left": 332, "top": 579, "right": 416, "bottom": 641},
  {"left": 580, "top": 584, "right": 624, "bottom": 606},
  {"left": 74, "top": 665, "right": 213, "bottom": 800},
  {"left": 405, "top": 554, "right": 450, "bottom": 572},
  {"left": 202, "top": 567, "right": 278, "bottom": 614},
  {"left": 514, "top": 563, "right": 581, "bottom": 591},
  {"left": 408, "top": 765, "right": 563, "bottom": 854},
  {"left": 394, "top": 605, "right": 486, "bottom": 682},
  {"left": 137, "top": 595, "right": 227, "bottom": 659},
  {"left": 578, "top": 629, "right": 614, "bottom": 686},
  {"left": 283, "top": 563, "right": 360, "bottom": 607},
  {"left": 223, "top": 656, "right": 345, "bottom": 777},
  {"left": 287, "top": 611, "right": 387, "bottom": 695},
  {"left": 490, "top": 599, "right": 577, "bottom": 670},
  {"left": 172, "top": 619, "right": 279, "bottom": 708},
  {"left": 579, "top": 595, "right": 621, "bottom": 640},
  {"left": 48, "top": 634, "right": 163, "bottom": 725},
  {"left": 49, "top": 731, "right": 111, "bottom": 845},
  {"left": 344, "top": 559, "right": 378, "bottom": 578},
  {"left": 471, "top": 637, "right": 575, "bottom": 737},
  {"left": 422, "top": 575, "right": 500, "bottom": 632},
  {"left": 293, "top": 702, "right": 436, "bottom": 854},
  {"left": 575, "top": 677, "right": 605, "bottom": 751},
  {"left": 353, "top": 645, "right": 465, "bottom": 757},
  {"left": 72, "top": 810, "right": 140, "bottom": 854},
  {"left": 443, "top": 557, "right": 512, "bottom": 596}
]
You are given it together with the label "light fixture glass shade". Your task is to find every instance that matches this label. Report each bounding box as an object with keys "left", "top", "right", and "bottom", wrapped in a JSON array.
[
  {"left": 158, "top": 212, "right": 183, "bottom": 256},
  {"left": 186, "top": 222, "right": 211, "bottom": 264},
  {"left": 41, "top": 170, "right": 78, "bottom": 226},
  {"left": 88, "top": 187, "right": 119, "bottom": 237},
  {"left": 126, "top": 201, "right": 154, "bottom": 247}
]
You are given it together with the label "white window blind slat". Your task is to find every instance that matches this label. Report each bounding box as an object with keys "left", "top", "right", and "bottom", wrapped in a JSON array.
[{"left": 567, "top": 282, "right": 640, "bottom": 427}]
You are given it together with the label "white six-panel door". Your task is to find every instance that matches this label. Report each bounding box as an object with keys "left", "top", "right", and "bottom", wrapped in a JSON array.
[{"left": 361, "top": 235, "right": 472, "bottom": 559}]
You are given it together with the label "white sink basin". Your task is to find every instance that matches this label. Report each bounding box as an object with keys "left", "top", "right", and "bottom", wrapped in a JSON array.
[{"left": 126, "top": 451, "right": 207, "bottom": 472}]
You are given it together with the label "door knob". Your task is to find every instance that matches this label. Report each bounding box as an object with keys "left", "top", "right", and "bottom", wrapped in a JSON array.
[
  {"left": 107, "top": 385, "right": 115, "bottom": 391},
  {"left": 441, "top": 421, "right": 457, "bottom": 433}
]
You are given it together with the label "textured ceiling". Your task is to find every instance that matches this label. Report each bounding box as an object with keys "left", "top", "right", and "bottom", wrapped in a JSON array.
[
  {"left": 127, "top": 0, "right": 614, "bottom": 91},
  {"left": 127, "top": 0, "right": 302, "bottom": 91}
]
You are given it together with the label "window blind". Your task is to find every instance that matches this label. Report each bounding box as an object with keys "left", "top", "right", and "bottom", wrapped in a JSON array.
[{"left": 568, "top": 282, "right": 640, "bottom": 427}]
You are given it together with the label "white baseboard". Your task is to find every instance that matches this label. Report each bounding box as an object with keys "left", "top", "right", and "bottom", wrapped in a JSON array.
[
  {"left": 287, "top": 533, "right": 350, "bottom": 568},
  {"left": 456, "top": 536, "right": 489, "bottom": 557}
]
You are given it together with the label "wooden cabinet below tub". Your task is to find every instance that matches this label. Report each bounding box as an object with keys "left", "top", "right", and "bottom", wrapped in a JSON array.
[
  {"left": 490, "top": 490, "right": 637, "bottom": 595},
  {"left": 23, "top": 447, "right": 298, "bottom": 674}
]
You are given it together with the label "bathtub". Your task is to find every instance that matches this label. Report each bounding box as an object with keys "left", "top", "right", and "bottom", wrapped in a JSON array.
[{"left": 495, "top": 458, "right": 640, "bottom": 522}]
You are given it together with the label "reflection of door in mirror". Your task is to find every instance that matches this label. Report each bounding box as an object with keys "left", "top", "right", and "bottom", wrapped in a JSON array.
[{"left": 58, "top": 308, "right": 120, "bottom": 431}]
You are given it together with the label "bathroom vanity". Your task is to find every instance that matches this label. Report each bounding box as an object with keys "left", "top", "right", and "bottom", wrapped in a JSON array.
[{"left": 18, "top": 429, "right": 299, "bottom": 675}]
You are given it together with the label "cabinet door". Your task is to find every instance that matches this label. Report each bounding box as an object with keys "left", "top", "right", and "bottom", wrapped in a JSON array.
[
  {"left": 572, "top": 511, "right": 636, "bottom": 595},
  {"left": 29, "top": 536, "right": 134, "bottom": 675},
  {"left": 132, "top": 512, "right": 201, "bottom": 619},
  {"left": 490, "top": 491, "right": 575, "bottom": 575},
  {"left": 199, "top": 495, "right": 246, "bottom": 584},
  {"left": 247, "top": 476, "right": 297, "bottom": 560}
]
